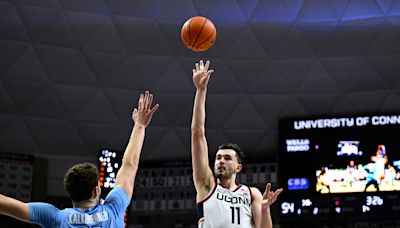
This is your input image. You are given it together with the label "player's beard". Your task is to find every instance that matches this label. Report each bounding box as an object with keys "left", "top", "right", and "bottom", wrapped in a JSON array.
[{"left": 215, "top": 169, "right": 234, "bottom": 181}]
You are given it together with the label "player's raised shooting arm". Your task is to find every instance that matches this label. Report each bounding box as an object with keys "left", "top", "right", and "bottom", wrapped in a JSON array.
[
  {"left": 191, "top": 89, "right": 213, "bottom": 192},
  {"left": 191, "top": 60, "right": 215, "bottom": 198}
]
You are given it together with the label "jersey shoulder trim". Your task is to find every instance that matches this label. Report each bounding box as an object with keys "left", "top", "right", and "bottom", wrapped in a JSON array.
[
  {"left": 247, "top": 185, "right": 253, "bottom": 204},
  {"left": 196, "top": 182, "right": 217, "bottom": 220}
]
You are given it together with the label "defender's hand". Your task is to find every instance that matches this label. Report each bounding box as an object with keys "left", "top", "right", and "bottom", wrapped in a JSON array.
[{"left": 132, "top": 91, "right": 159, "bottom": 127}]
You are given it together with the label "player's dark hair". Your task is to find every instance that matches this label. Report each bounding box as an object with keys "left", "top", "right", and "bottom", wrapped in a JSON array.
[
  {"left": 217, "top": 143, "right": 245, "bottom": 164},
  {"left": 64, "top": 163, "right": 99, "bottom": 202}
]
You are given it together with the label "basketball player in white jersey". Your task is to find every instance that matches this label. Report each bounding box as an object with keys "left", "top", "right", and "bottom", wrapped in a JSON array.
[{"left": 191, "top": 60, "right": 283, "bottom": 228}]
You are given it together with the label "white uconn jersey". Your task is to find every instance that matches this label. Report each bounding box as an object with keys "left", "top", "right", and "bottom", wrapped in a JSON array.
[{"left": 197, "top": 184, "right": 253, "bottom": 228}]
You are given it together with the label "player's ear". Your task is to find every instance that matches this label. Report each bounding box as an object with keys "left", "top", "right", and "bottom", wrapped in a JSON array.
[
  {"left": 91, "top": 186, "right": 97, "bottom": 198},
  {"left": 236, "top": 163, "right": 243, "bottom": 173},
  {"left": 92, "top": 184, "right": 100, "bottom": 198}
]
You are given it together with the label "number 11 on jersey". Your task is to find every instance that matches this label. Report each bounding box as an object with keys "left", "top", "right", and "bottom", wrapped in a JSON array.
[{"left": 230, "top": 206, "right": 240, "bottom": 225}]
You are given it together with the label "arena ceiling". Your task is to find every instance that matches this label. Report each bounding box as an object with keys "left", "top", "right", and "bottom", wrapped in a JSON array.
[{"left": 1, "top": 0, "right": 400, "bottom": 162}]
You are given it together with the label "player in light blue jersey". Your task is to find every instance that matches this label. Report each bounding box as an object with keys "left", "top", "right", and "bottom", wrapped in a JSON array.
[{"left": 0, "top": 91, "right": 159, "bottom": 227}]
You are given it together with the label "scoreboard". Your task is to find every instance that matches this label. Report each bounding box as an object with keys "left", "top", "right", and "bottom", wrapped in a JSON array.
[
  {"left": 0, "top": 151, "right": 33, "bottom": 202},
  {"left": 278, "top": 114, "right": 400, "bottom": 220}
]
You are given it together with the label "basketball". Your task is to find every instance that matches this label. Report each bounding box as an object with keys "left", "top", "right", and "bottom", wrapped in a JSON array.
[{"left": 181, "top": 16, "right": 217, "bottom": 52}]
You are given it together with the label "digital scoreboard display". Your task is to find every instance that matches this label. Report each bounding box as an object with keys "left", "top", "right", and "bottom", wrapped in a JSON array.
[
  {"left": 278, "top": 115, "right": 400, "bottom": 218},
  {"left": 98, "top": 149, "right": 123, "bottom": 191}
]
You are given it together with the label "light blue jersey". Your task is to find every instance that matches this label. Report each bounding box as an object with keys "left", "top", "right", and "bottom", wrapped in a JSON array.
[{"left": 29, "top": 186, "right": 130, "bottom": 228}]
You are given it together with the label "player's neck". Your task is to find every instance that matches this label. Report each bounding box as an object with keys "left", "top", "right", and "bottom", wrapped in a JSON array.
[
  {"left": 218, "top": 176, "right": 238, "bottom": 191},
  {"left": 72, "top": 198, "right": 97, "bottom": 211}
]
